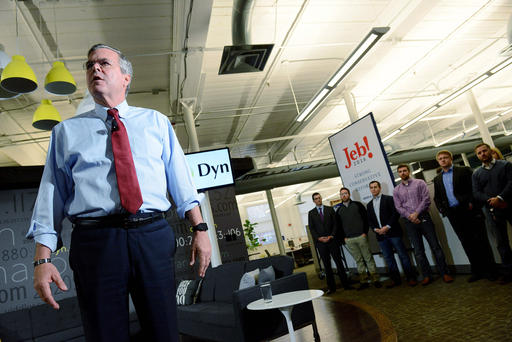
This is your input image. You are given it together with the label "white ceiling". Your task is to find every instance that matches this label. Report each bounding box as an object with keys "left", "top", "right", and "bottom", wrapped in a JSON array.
[{"left": 1, "top": 0, "right": 512, "bottom": 176}]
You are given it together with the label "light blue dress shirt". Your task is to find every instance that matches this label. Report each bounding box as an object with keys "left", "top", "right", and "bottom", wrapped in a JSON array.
[
  {"left": 372, "top": 194, "right": 382, "bottom": 228},
  {"left": 442, "top": 167, "right": 459, "bottom": 207},
  {"left": 26, "top": 101, "right": 199, "bottom": 251}
]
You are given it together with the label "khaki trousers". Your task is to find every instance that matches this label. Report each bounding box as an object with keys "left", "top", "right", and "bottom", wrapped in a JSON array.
[{"left": 345, "top": 234, "right": 379, "bottom": 283}]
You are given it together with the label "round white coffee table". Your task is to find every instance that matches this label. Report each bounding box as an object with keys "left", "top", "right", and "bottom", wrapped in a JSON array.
[{"left": 247, "top": 289, "right": 323, "bottom": 342}]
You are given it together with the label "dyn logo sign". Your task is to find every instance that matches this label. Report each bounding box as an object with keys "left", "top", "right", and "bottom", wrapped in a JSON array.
[
  {"left": 343, "top": 136, "right": 373, "bottom": 169},
  {"left": 196, "top": 163, "right": 230, "bottom": 179}
]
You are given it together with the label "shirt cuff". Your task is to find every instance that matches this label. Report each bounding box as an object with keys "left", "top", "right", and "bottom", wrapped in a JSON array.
[
  {"left": 34, "top": 234, "right": 57, "bottom": 253},
  {"left": 178, "top": 200, "right": 200, "bottom": 219},
  {"left": 26, "top": 220, "right": 58, "bottom": 252},
  {"left": 497, "top": 195, "right": 504, "bottom": 201}
]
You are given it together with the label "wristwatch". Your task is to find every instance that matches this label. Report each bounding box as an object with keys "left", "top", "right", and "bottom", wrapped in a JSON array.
[
  {"left": 192, "top": 223, "right": 208, "bottom": 232},
  {"left": 33, "top": 258, "right": 52, "bottom": 267}
]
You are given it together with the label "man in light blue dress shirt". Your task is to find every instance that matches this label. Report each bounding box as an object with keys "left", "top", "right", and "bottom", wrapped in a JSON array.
[{"left": 26, "top": 44, "right": 211, "bottom": 342}]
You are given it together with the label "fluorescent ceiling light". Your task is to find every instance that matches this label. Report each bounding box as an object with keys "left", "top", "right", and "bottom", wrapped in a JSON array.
[
  {"left": 421, "top": 113, "right": 466, "bottom": 121},
  {"left": 484, "top": 115, "right": 499, "bottom": 124},
  {"left": 327, "top": 33, "right": 380, "bottom": 87},
  {"left": 388, "top": 57, "right": 512, "bottom": 141},
  {"left": 296, "top": 27, "right": 389, "bottom": 122},
  {"left": 464, "top": 125, "right": 478, "bottom": 133},
  {"left": 499, "top": 108, "right": 512, "bottom": 116},
  {"left": 437, "top": 74, "right": 490, "bottom": 106},
  {"left": 296, "top": 88, "right": 330, "bottom": 122},
  {"left": 382, "top": 129, "right": 401, "bottom": 142},
  {"left": 435, "top": 132, "right": 464, "bottom": 147},
  {"left": 400, "top": 106, "right": 438, "bottom": 130},
  {"left": 489, "top": 57, "right": 512, "bottom": 74}
]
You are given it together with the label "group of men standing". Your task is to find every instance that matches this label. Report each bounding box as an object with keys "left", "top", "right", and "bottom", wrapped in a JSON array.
[{"left": 309, "top": 142, "right": 511, "bottom": 293}]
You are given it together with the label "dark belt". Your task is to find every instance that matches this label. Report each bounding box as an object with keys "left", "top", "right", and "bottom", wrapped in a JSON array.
[{"left": 72, "top": 212, "right": 165, "bottom": 229}]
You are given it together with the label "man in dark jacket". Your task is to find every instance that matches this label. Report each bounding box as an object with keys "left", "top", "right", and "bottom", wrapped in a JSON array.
[
  {"left": 308, "top": 192, "right": 353, "bottom": 294},
  {"left": 434, "top": 150, "right": 496, "bottom": 282},
  {"left": 367, "top": 181, "right": 417, "bottom": 287},
  {"left": 472, "top": 143, "right": 512, "bottom": 283},
  {"left": 336, "top": 187, "right": 381, "bottom": 290}
]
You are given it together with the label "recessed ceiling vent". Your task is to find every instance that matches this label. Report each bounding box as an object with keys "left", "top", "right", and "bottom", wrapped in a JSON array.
[{"left": 218, "top": 0, "right": 274, "bottom": 75}]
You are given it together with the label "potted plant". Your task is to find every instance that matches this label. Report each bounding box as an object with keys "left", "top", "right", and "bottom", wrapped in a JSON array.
[{"left": 243, "top": 219, "right": 264, "bottom": 250}]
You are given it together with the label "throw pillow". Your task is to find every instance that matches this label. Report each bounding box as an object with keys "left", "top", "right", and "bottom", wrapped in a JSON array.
[
  {"left": 258, "top": 265, "right": 275, "bottom": 284},
  {"left": 176, "top": 279, "right": 201, "bottom": 305},
  {"left": 239, "top": 268, "right": 260, "bottom": 289}
]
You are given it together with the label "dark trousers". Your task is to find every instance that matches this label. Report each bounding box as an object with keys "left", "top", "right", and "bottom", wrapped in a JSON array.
[
  {"left": 484, "top": 206, "right": 512, "bottom": 275},
  {"left": 69, "top": 218, "right": 178, "bottom": 342},
  {"left": 378, "top": 237, "right": 416, "bottom": 282},
  {"left": 405, "top": 212, "right": 449, "bottom": 278},
  {"left": 316, "top": 239, "right": 349, "bottom": 290},
  {"left": 445, "top": 206, "right": 496, "bottom": 276}
]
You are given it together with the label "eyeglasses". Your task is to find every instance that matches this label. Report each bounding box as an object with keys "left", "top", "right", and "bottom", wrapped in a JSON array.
[{"left": 83, "top": 58, "right": 114, "bottom": 71}]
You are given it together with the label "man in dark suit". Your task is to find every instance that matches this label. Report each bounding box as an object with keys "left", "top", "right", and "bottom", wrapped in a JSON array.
[
  {"left": 308, "top": 192, "right": 353, "bottom": 294},
  {"left": 367, "top": 181, "right": 417, "bottom": 287},
  {"left": 433, "top": 149, "right": 496, "bottom": 282}
]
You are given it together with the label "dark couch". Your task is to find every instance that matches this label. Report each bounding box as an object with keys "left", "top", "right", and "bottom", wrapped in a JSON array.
[{"left": 177, "top": 255, "right": 319, "bottom": 342}]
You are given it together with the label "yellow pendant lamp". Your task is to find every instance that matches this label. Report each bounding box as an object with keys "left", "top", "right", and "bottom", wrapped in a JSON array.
[
  {"left": 0, "top": 55, "right": 38, "bottom": 93},
  {"left": 33, "top": 99, "right": 62, "bottom": 130},
  {"left": 45, "top": 61, "right": 76, "bottom": 95},
  {"left": 0, "top": 47, "right": 20, "bottom": 100}
]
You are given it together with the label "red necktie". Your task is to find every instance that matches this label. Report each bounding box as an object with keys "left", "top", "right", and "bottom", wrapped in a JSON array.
[{"left": 107, "top": 108, "right": 143, "bottom": 214}]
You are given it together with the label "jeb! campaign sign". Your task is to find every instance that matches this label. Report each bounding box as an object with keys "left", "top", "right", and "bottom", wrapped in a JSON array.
[{"left": 329, "top": 113, "right": 395, "bottom": 203}]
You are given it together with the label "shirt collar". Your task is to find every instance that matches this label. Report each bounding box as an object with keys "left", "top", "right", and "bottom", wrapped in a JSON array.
[
  {"left": 316, "top": 205, "right": 323, "bottom": 210},
  {"left": 94, "top": 100, "right": 129, "bottom": 121},
  {"left": 401, "top": 178, "right": 412, "bottom": 186},
  {"left": 373, "top": 194, "right": 382, "bottom": 200},
  {"left": 442, "top": 166, "right": 453, "bottom": 174},
  {"left": 482, "top": 159, "right": 496, "bottom": 169}
]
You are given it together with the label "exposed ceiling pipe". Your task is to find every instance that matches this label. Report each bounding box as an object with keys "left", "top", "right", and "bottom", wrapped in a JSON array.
[{"left": 232, "top": 0, "right": 254, "bottom": 45}]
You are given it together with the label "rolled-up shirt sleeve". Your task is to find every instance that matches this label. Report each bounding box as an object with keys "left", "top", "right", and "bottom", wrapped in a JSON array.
[
  {"left": 162, "top": 119, "right": 199, "bottom": 218},
  {"left": 26, "top": 130, "right": 71, "bottom": 252}
]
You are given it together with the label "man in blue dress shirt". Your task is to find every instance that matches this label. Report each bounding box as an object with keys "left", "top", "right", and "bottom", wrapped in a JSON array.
[
  {"left": 26, "top": 44, "right": 211, "bottom": 342},
  {"left": 433, "top": 150, "right": 496, "bottom": 283}
]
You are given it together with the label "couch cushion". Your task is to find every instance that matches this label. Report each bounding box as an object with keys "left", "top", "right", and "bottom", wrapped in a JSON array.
[
  {"left": 214, "top": 261, "right": 246, "bottom": 302},
  {"left": 258, "top": 265, "right": 275, "bottom": 283},
  {"left": 239, "top": 268, "right": 259, "bottom": 289},
  {"left": 176, "top": 279, "right": 201, "bottom": 305},
  {"left": 246, "top": 255, "right": 293, "bottom": 279},
  {"left": 177, "top": 302, "right": 236, "bottom": 328},
  {"left": 199, "top": 266, "right": 216, "bottom": 302}
]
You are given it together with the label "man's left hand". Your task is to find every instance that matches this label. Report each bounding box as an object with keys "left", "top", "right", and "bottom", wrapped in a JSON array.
[
  {"left": 190, "top": 231, "right": 212, "bottom": 277},
  {"left": 488, "top": 197, "right": 507, "bottom": 209}
]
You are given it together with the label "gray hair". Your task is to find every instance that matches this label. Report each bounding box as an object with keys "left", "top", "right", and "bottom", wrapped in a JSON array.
[{"left": 87, "top": 43, "right": 133, "bottom": 95}]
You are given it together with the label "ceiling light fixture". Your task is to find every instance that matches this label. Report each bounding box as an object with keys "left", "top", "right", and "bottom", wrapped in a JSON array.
[
  {"left": 382, "top": 55, "right": 512, "bottom": 142},
  {"left": 434, "top": 107, "right": 512, "bottom": 147},
  {"left": 381, "top": 129, "right": 400, "bottom": 142},
  {"left": 0, "top": 1, "right": 38, "bottom": 93},
  {"left": 400, "top": 106, "right": 439, "bottom": 130},
  {"left": 0, "top": 45, "right": 20, "bottom": 100},
  {"left": 32, "top": 99, "right": 62, "bottom": 130},
  {"left": 296, "top": 27, "right": 389, "bottom": 122}
]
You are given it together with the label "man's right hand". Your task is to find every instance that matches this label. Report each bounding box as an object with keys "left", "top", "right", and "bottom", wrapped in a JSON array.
[{"left": 33, "top": 263, "right": 68, "bottom": 310}]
